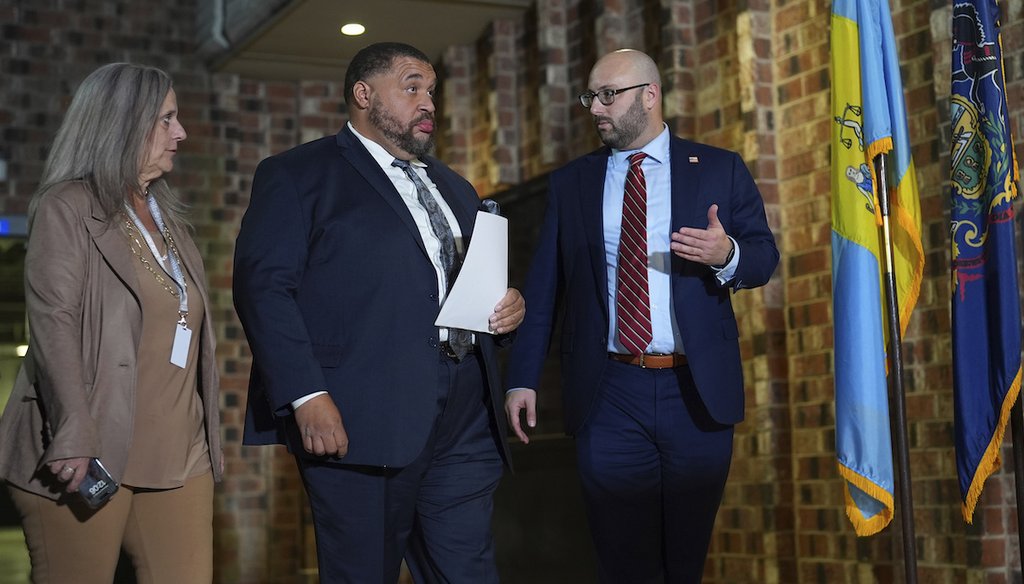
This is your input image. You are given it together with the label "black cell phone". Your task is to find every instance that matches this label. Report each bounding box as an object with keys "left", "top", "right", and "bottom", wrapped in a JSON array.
[{"left": 77, "top": 458, "right": 119, "bottom": 509}]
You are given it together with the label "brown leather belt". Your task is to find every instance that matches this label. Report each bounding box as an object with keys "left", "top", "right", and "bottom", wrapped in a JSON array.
[{"left": 608, "top": 352, "right": 688, "bottom": 369}]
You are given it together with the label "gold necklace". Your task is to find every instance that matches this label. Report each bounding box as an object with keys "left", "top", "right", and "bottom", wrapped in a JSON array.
[{"left": 121, "top": 212, "right": 184, "bottom": 299}]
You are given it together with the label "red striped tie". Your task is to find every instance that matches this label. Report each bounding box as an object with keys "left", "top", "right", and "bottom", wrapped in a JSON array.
[{"left": 617, "top": 152, "right": 652, "bottom": 357}]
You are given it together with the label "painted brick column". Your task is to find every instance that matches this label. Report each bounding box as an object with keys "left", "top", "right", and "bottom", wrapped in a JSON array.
[
  {"left": 537, "top": 0, "right": 573, "bottom": 166},
  {"left": 594, "top": 0, "right": 646, "bottom": 54},
  {"left": 489, "top": 19, "right": 524, "bottom": 189},
  {"left": 660, "top": 0, "right": 698, "bottom": 138},
  {"left": 438, "top": 45, "right": 477, "bottom": 186}
]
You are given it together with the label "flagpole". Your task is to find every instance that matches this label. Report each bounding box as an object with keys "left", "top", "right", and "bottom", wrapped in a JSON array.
[{"left": 874, "top": 152, "right": 918, "bottom": 583}]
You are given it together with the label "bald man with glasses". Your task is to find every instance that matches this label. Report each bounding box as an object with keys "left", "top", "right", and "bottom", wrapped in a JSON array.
[{"left": 505, "top": 49, "right": 778, "bottom": 583}]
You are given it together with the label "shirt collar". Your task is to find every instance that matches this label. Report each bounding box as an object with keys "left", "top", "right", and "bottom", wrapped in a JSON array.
[
  {"left": 610, "top": 123, "right": 670, "bottom": 168},
  {"left": 348, "top": 121, "right": 428, "bottom": 170}
]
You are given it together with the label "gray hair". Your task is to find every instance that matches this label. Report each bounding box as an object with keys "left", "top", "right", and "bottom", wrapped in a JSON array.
[{"left": 31, "top": 63, "right": 187, "bottom": 228}]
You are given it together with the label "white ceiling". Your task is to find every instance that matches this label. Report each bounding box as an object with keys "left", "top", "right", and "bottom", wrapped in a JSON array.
[{"left": 214, "top": 0, "right": 531, "bottom": 82}]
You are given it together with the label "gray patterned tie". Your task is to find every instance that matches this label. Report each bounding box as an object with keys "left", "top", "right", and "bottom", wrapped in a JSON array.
[{"left": 392, "top": 159, "right": 473, "bottom": 359}]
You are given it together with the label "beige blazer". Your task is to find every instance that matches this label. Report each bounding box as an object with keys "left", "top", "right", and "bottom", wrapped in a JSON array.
[{"left": 0, "top": 181, "right": 222, "bottom": 499}]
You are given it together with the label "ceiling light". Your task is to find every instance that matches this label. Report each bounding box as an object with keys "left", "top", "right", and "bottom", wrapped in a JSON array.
[
  {"left": 340, "top": 23, "right": 365, "bottom": 36},
  {"left": 16, "top": 345, "right": 28, "bottom": 357}
]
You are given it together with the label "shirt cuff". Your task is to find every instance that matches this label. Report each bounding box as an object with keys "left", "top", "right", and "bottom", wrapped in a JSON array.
[
  {"left": 292, "top": 391, "right": 327, "bottom": 410},
  {"left": 713, "top": 237, "right": 740, "bottom": 285},
  {"left": 506, "top": 387, "right": 533, "bottom": 395}
]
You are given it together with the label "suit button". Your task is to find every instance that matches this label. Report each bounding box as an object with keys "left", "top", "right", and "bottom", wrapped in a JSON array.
[
  {"left": 428, "top": 338, "right": 438, "bottom": 348},
  {"left": 428, "top": 293, "right": 438, "bottom": 301}
]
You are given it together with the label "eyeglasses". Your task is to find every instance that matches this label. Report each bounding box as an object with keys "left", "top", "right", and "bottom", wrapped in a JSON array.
[{"left": 578, "top": 83, "right": 650, "bottom": 108}]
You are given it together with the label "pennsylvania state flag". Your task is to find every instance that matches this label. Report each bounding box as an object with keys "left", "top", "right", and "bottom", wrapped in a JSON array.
[
  {"left": 831, "top": 0, "right": 924, "bottom": 535},
  {"left": 951, "top": 0, "right": 1021, "bottom": 524}
]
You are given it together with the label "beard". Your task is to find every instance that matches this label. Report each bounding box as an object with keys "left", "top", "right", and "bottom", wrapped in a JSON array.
[
  {"left": 594, "top": 92, "right": 647, "bottom": 150},
  {"left": 368, "top": 95, "right": 435, "bottom": 158}
]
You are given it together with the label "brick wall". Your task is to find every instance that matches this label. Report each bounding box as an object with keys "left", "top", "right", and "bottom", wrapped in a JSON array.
[
  {"left": 2, "top": 0, "right": 1024, "bottom": 582},
  {"left": 774, "top": 0, "right": 849, "bottom": 579},
  {"left": 199, "top": 75, "right": 329, "bottom": 582}
]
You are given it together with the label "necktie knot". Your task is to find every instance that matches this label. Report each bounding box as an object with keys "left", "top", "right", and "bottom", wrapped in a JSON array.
[
  {"left": 392, "top": 159, "right": 419, "bottom": 182},
  {"left": 628, "top": 151, "right": 647, "bottom": 168}
]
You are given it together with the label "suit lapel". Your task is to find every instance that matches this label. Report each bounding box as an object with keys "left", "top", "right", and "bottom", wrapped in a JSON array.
[
  {"left": 580, "top": 149, "right": 611, "bottom": 318},
  {"left": 86, "top": 204, "right": 208, "bottom": 313},
  {"left": 669, "top": 136, "right": 707, "bottom": 324},
  {"left": 670, "top": 136, "right": 703, "bottom": 232},
  {"left": 85, "top": 208, "right": 140, "bottom": 300},
  {"left": 336, "top": 128, "right": 432, "bottom": 260}
]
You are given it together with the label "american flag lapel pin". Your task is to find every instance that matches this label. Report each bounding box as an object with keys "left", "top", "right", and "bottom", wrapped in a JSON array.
[{"left": 689, "top": 155, "right": 699, "bottom": 164}]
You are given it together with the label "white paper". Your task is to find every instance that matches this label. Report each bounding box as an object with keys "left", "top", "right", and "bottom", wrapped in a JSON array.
[{"left": 434, "top": 211, "right": 508, "bottom": 333}]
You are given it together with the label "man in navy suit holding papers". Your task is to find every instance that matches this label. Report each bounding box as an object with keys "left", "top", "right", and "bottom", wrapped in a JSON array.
[{"left": 234, "top": 42, "right": 524, "bottom": 584}]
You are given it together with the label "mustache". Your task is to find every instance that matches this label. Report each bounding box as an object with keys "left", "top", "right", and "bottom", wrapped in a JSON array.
[
  {"left": 593, "top": 116, "right": 612, "bottom": 125},
  {"left": 412, "top": 113, "right": 435, "bottom": 124}
]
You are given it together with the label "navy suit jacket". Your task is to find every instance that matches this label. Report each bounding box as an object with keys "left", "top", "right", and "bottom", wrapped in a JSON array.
[
  {"left": 506, "top": 136, "right": 778, "bottom": 433},
  {"left": 235, "top": 126, "right": 511, "bottom": 468}
]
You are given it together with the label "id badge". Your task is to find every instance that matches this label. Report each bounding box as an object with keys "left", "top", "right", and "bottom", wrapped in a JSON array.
[{"left": 170, "top": 323, "right": 192, "bottom": 368}]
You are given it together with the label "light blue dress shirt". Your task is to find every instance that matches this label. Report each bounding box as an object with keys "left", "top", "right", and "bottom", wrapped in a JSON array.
[{"left": 603, "top": 125, "right": 738, "bottom": 355}]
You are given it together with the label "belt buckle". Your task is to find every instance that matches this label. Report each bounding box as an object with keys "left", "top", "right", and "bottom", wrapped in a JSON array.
[
  {"left": 638, "top": 354, "right": 648, "bottom": 368},
  {"left": 440, "top": 341, "right": 460, "bottom": 362}
]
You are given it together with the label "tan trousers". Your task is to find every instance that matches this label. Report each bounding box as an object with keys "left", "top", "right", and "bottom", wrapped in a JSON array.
[{"left": 9, "top": 472, "right": 213, "bottom": 584}]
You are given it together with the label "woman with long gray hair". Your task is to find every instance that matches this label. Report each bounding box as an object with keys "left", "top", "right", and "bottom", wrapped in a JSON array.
[{"left": 0, "top": 62, "right": 222, "bottom": 583}]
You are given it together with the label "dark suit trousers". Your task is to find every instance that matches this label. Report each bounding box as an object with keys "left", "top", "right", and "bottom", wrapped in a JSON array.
[
  {"left": 575, "top": 360, "right": 734, "bottom": 584},
  {"left": 296, "top": 353, "right": 504, "bottom": 584}
]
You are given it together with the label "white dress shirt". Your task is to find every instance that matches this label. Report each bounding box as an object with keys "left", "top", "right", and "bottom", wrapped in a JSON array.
[{"left": 349, "top": 123, "right": 465, "bottom": 297}]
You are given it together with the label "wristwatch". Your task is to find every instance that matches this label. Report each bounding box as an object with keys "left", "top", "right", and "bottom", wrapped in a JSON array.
[{"left": 713, "top": 240, "right": 735, "bottom": 269}]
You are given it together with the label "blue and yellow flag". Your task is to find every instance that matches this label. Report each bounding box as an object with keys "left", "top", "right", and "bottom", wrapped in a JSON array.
[
  {"left": 951, "top": 0, "right": 1021, "bottom": 524},
  {"left": 830, "top": 0, "right": 924, "bottom": 536}
]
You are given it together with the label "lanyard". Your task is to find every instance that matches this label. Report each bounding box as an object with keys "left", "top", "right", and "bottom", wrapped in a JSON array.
[{"left": 124, "top": 196, "right": 189, "bottom": 324}]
